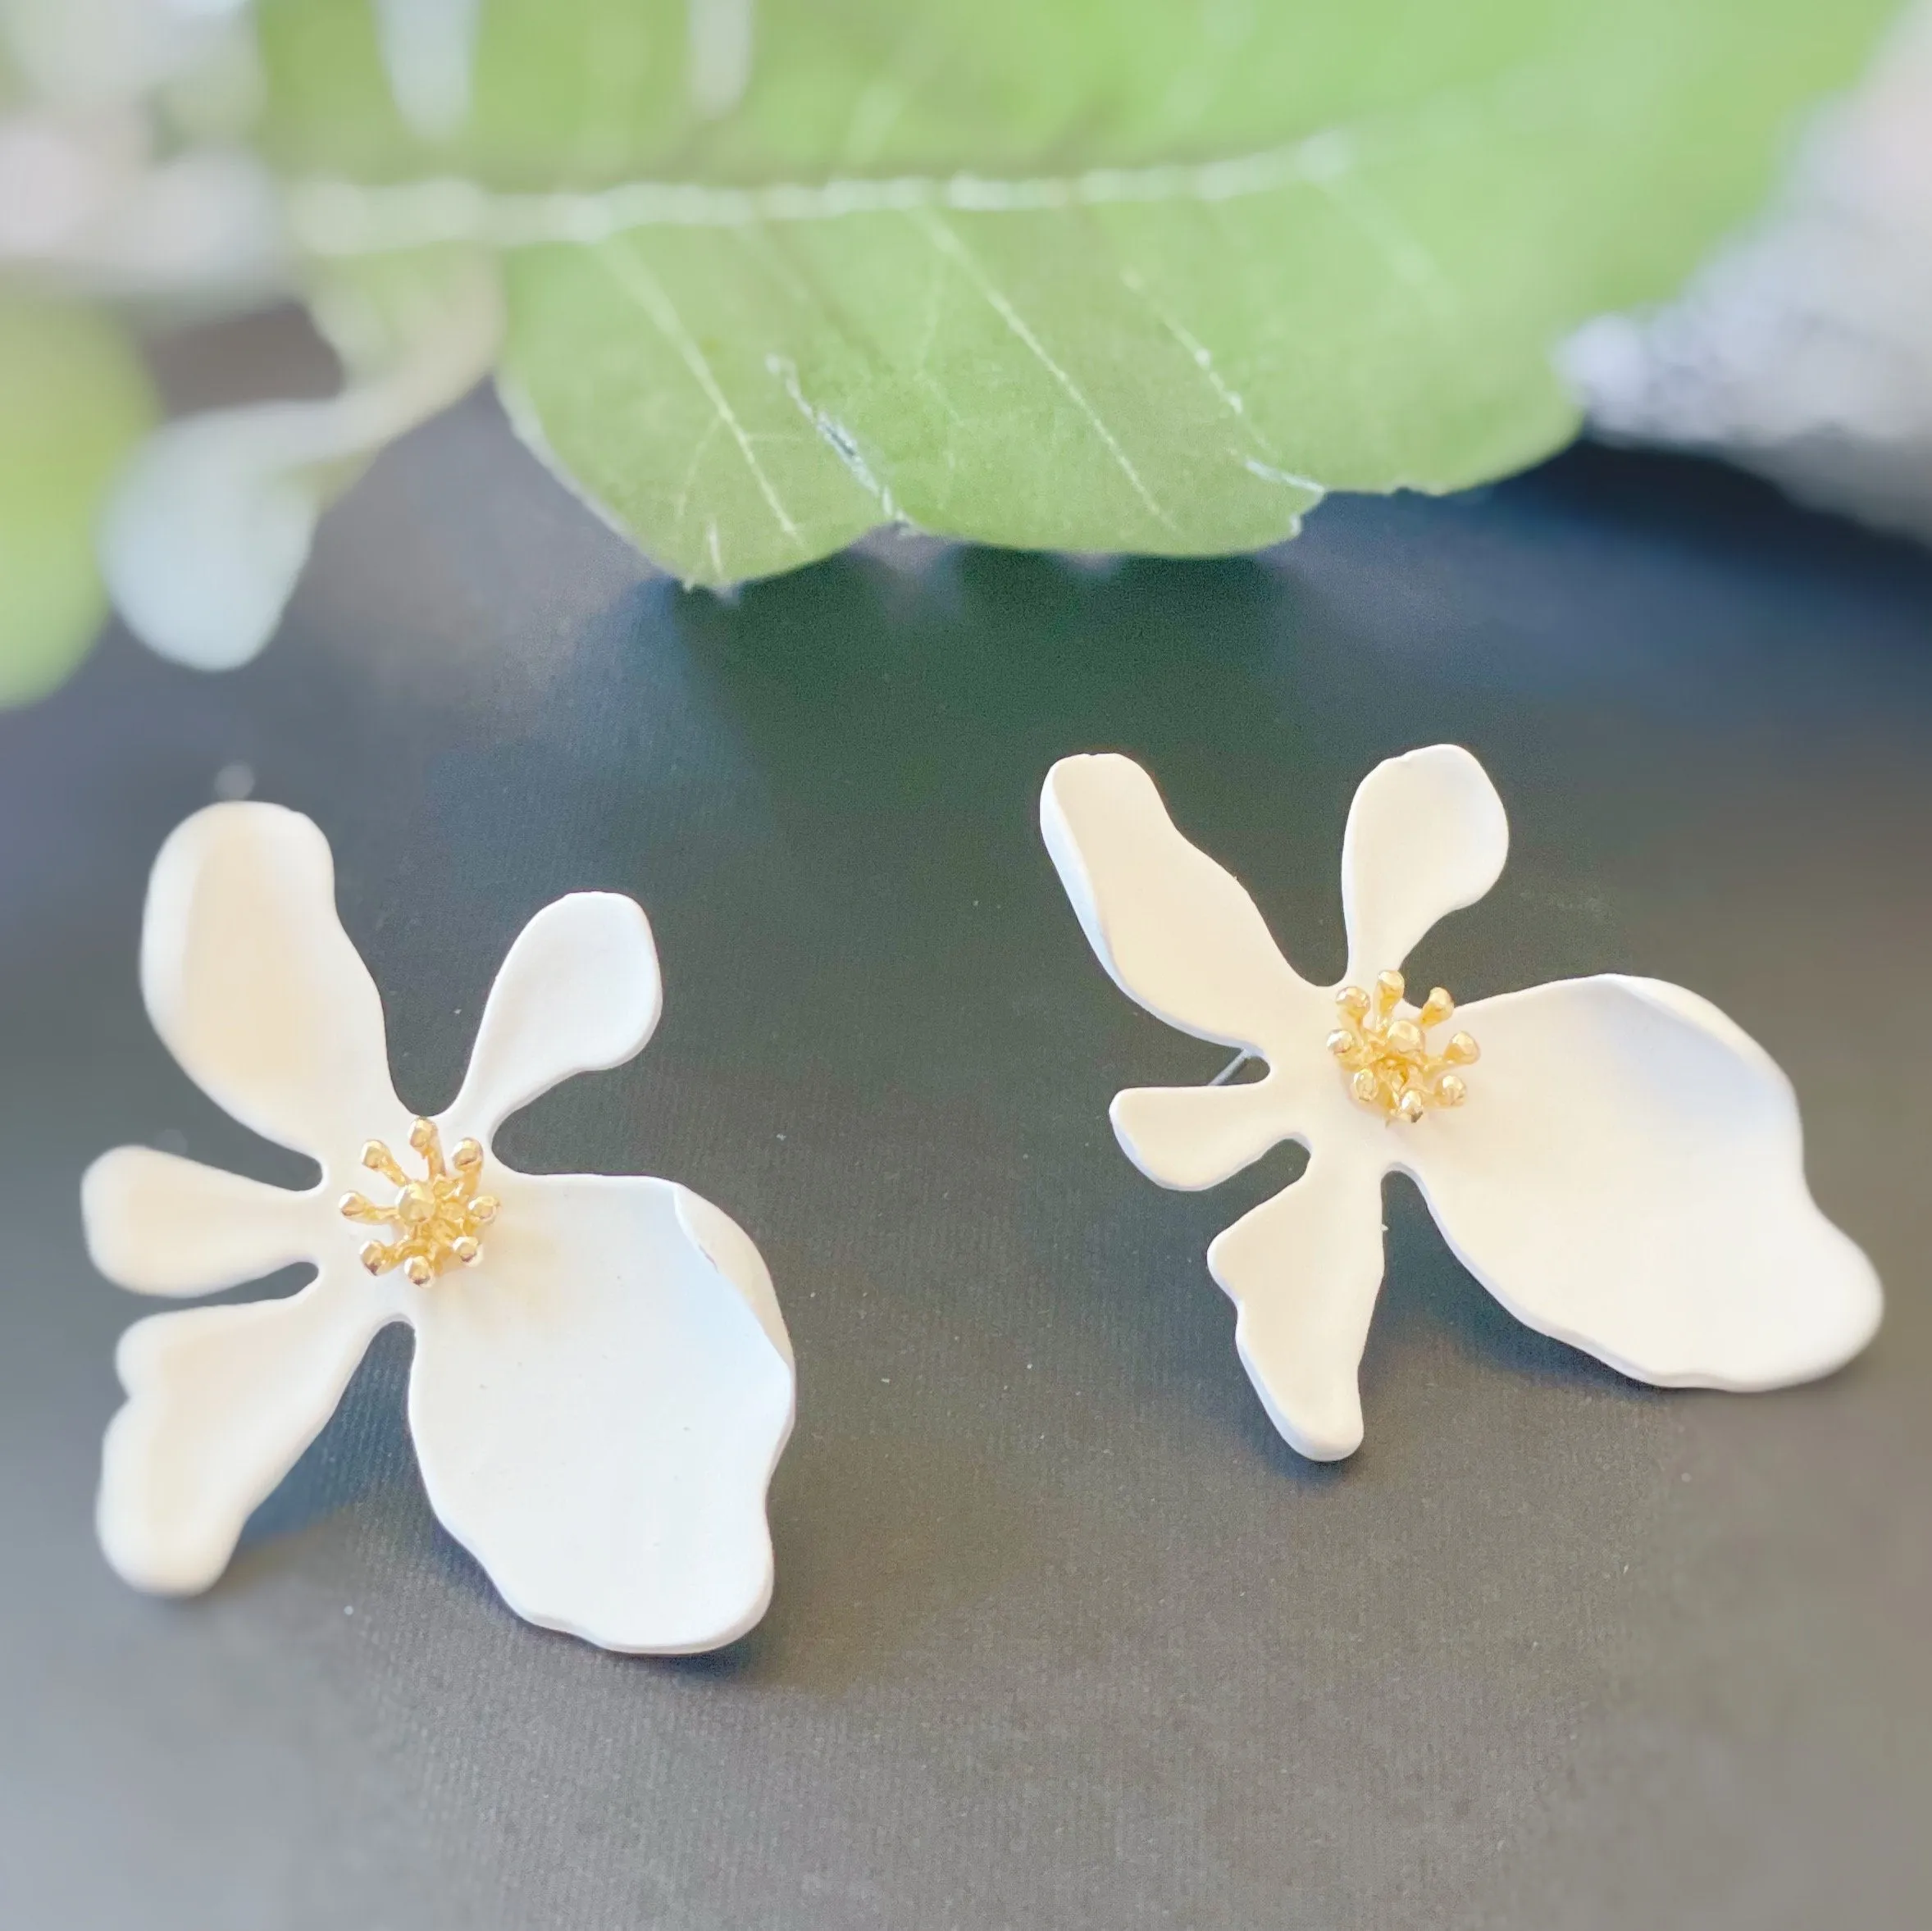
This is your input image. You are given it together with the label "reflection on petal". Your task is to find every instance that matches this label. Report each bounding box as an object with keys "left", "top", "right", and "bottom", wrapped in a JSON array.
[
  {"left": 449, "top": 894, "right": 661, "bottom": 1143},
  {"left": 99, "top": 1268, "right": 397, "bottom": 1594},
  {"left": 82, "top": 1145, "right": 322, "bottom": 1297},
  {"left": 1340, "top": 745, "right": 1507, "bottom": 984},
  {"left": 408, "top": 1172, "right": 793, "bottom": 1653},
  {"left": 1207, "top": 1150, "right": 1387, "bottom": 1460},
  {"left": 141, "top": 801, "right": 411, "bottom": 1162},
  {"left": 1405, "top": 976, "right": 1881, "bottom": 1390},
  {"left": 1041, "top": 753, "right": 1320, "bottom": 1054}
]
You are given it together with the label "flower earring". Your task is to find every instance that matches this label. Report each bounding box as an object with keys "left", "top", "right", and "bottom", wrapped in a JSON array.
[
  {"left": 1042, "top": 745, "right": 1880, "bottom": 1460},
  {"left": 82, "top": 802, "right": 794, "bottom": 1653}
]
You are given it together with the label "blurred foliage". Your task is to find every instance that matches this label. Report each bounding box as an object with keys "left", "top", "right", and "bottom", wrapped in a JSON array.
[
  {"left": 0, "top": 296, "right": 155, "bottom": 704},
  {"left": 257, "top": 0, "right": 1896, "bottom": 583},
  {"left": 0, "top": 0, "right": 1904, "bottom": 696}
]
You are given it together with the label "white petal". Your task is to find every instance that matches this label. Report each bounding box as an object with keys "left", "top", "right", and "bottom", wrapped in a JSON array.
[
  {"left": 1404, "top": 976, "right": 1882, "bottom": 1389},
  {"left": 408, "top": 1173, "right": 794, "bottom": 1654},
  {"left": 675, "top": 1183, "right": 794, "bottom": 1371},
  {"left": 1110, "top": 1076, "right": 1305, "bottom": 1191},
  {"left": 82, "top": 1146, "right": 322, "bottom": 1298},
  {"left": 1206, "top": 1150, "right": 1387, "bottom": 1460},
  {"left": 1341, "top": 745, "right": 1509, "bottom": 983},
  {"left": 448, "top": 894, "right": 662, "bottom": 1143},
  {"left": 141, "top": 802, "right": 412, "bottom": 1162},
  {"left": 98, "top": 1270, "right": 397, "bottom": 1594},
  {"left": 1041, "top": 753, "right": 1322, "bottom": 1054}
]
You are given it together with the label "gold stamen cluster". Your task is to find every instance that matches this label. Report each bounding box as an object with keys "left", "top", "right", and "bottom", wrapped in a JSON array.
[
  {"left": 1327, "top": 970, "right": 1479, "bottom": 1124},
  {"left": 339, "top": 1118, "right": 498, "bottom": 1285}
]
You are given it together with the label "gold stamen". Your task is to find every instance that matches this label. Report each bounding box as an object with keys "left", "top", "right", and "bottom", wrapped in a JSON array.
[
  {"left": 342, "top": 1118, "right": 496, "bottom": 1283},
  {"left": 361, "top": 1140, "right": 408, "bottom": 1186},
  {"left": 1328, "top": 977, "right": 1479, "bottom": 1124}
]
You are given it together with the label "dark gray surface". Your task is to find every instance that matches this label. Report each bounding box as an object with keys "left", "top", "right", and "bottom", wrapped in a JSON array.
[{"left": 0, "top": 361, "right": 1927, "bottom": 1929}]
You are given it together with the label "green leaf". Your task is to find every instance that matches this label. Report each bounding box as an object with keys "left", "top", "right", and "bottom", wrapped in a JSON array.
[
  {"left": 262, "top": 1, "right": 1894, "bottom": 585},
  {"left": 0, "top": 293, "right": 157, "bottom": 704}
]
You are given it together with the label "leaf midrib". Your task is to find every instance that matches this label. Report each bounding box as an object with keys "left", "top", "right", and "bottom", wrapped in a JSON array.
[{"left": 284, "top": 53, "right": 1552, "bottom": 259}]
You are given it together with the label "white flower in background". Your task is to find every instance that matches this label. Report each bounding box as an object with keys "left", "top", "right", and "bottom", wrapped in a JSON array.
[
  {"left": 1570, "top": 1, "right": 1932, "bottom": 544},
  {"left": 1042, "top": 745, "right": 1880, "bottom": 1461},
  {"left": 0, "top": 0, "right": 280, "bottom": 303},
  {"left": 82, "top": 801, "right": 794, "bottom": 1653},
  {"left": 99, "top": 250, "right": 504, "bottom": 672},
  {"left": 2, "top": 0, "right": 504, "bottom": 675}
]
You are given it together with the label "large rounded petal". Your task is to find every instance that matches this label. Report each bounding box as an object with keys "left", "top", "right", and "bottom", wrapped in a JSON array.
[
  {"left": 1404, "top": 976, "right": 1881, "bottom": 1389},
  {"left": 408, "top": 1173, "right": 795, "bottom": 1654},
  {"left": 99, "top": 1269, "right": 399, "bottom": 1594},
  {"left": 1206, "top": 1150, "right": 1387, "bottom": 1460},
  {"left": 447, "top": 893, "right": 662, "bottom": 1144},
  {"left": 1341, "top": 745, "right": 1508, "bottom": 985},
  {"left": 1041, "top": 753, "right": 1323, "bottom": 1054},
  {"left": 140, "top": 804, "right": 412, "bottom": 1162},
  {"left": 83, "top": 1146, "right": 325, "bottom": 1298}
]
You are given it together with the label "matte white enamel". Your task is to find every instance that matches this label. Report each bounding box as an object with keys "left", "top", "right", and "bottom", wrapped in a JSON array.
[
  {"left": 1210, "top": 1150, "right": 1387, "bottom": 1462},
  {"left": 82, "top": 1146, "right": 324, "bottom": 1298},
  {"left": 138, "top": 802, "right": 412, "bottom": 1160},
  {"left": 1110, "top": 1076, "right": 1299, "bottom": 1193},
  {"left": 1042, "top": 745, "right": 1881, "bottom": 1460},
  {"left": 1041, "top": 752, "right": 1324, "bottom": 1054},
  {"left": 448, "top": 890, "right": 663, "bottom": 1140},
  {"left": 1340, "top": 743, "right": 1508, "bottom": 988},
  {"left": 100, "top": 1269, "right": 399, "bottom": 1595},
  {"left": 410, "top": 1175, "right": 792, "bottom": 1654},
  {"left": 84, "top": 801, "right": 794, "bottom": 1652},
  {"left": 1403, "top": 975, "right": 1882, "bottom": 1390}
]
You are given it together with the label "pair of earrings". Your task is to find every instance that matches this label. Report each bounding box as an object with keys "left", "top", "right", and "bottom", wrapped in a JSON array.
[{"left": 81, "top": 745, "right": 1881, "bottom": 1654}]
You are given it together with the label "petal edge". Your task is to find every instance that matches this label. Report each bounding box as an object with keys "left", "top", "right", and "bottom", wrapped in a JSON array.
[
  {"left": 1341, "top": 745, "right": 1508, "bottom": 984},
  {"left": 1404, "top": 975, "right": 1881, "bottom": 1391}
]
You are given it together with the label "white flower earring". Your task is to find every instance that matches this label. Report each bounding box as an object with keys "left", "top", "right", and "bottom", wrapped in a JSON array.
[
  {"left": 1042, "top": 745, "right": 1880, "bottom": 1461},
  {"left": 82, "top": 803, "right": 795, "bottom": 1653}
]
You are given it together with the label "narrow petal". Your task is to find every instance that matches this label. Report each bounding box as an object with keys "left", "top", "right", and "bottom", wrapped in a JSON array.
[
  {"left": 1110, "top": 1077, "right": 1304, "bottom": 1191},
  {"left": 447, "top": 894, "right": 662, "bottom": 1143},
  {"left": 1404, "top": 976, "right": 1882, "bottom": 1389},
  {"left": 82, "top": 1146, "right": 323, "bottom": 1298},
  {"left": 140, "top": 803, "right": 411, "bottom": 1163},
  {"left": 1341, "top": 745, "right": 1508, "bottom": 983},
  {"left": 98, "top": 1270, "right": 397, "bottom": 1594},
  {"left": 408, "top": 1173, "right": 795, "bottom": 1654},
  {"left": 1207, "top": 1149, "right": 1388, "bottom": 1460},
  {"left": 1041, "top": 752, "right": 1323, "bottom": 1054}
]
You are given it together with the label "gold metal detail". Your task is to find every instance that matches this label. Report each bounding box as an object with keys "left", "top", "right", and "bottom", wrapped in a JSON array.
[
  {"left": 339, "top": 1118, "right": 498, "bottom": 1286},
  {"left": 1327, "top": 970, "right": 1479, "bottom": 1124}
]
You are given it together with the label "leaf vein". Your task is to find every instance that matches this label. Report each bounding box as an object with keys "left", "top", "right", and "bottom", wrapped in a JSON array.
[
  {"left": 913, "top": 207, "right": 1173, "bottom": 531},
  {"left": 594, "top": 240, "right": 806, "bottom": 550}
]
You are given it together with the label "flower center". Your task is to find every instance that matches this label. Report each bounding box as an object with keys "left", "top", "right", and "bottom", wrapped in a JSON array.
[
  {"left": 1327, "top": 970, "right": 1479, "bottom": 1124},
  {"left": 339, "top": 1118, "right": 499, "bottom": 1286}
]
